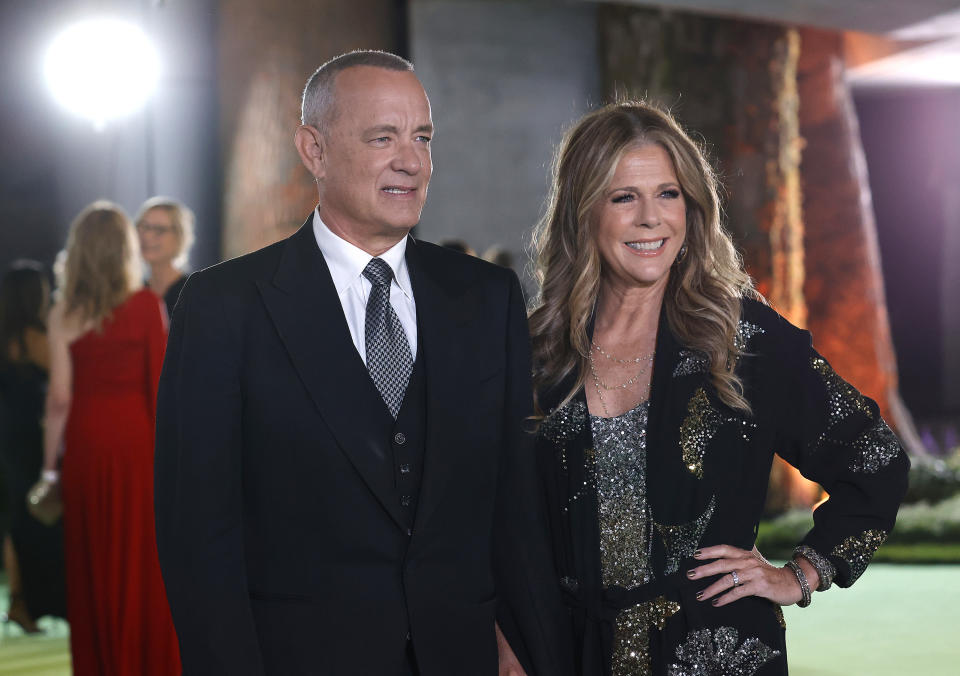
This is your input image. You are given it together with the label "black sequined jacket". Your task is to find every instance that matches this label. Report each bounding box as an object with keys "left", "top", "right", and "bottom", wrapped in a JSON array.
[{"left": 533, "top": 298, "right": 910, "bottom": 676}]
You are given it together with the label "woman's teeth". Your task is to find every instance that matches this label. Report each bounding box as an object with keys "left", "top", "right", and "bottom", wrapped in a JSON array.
[{"left": 626, "top": 239, "right": 665, "bottom": 251}]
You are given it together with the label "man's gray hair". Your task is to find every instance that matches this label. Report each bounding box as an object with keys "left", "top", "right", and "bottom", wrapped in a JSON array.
[{"left": 301, "top": 50, "right": 414, "bottom": 132}]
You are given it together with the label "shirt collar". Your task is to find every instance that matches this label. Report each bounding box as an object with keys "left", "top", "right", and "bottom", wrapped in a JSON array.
[{"left": 312, "top": 209, "right": 413, "bottom": 299}]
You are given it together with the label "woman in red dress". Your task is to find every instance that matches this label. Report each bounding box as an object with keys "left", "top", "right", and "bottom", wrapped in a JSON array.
[{"left": 38, "top": 201, "right": 180, "bottom": 675}]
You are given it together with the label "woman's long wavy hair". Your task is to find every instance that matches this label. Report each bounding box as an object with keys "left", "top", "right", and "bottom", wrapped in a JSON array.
[
  {"left": 56, "top": 201, "right": 142, "bottom": 331},
  {"left": 529, "top": 101, "right": 755, "bottom": 415}
]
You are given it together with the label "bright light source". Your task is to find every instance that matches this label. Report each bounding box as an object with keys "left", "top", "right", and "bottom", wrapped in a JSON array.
[{"left": 44, "top": 18, "right": 160, "bottom": 129}]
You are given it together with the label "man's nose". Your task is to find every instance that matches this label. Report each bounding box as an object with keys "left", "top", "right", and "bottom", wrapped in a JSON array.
[{"left": 393, "top": 142, "right": 422, "bottom": 174}]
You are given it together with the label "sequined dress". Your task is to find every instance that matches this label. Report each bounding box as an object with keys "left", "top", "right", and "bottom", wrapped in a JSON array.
[
  {"left": 534, "top": 299, "right": 910, "bottom": 676},
  {"left": 592, "top": 401, "right": 658, "bottom": 672}
]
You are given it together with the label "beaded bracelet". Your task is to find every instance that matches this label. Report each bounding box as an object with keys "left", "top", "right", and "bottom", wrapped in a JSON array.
[
  {"left": 794, "top": 545, "right": 836, "bottom": 592},
  {"left": 784, "top": 560, "right": 812, "bottom": 608}
]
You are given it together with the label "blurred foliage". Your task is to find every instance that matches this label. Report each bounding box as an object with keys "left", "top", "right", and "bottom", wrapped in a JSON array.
[
  {"left": 903, "top": 449, "right": 960, "bottom": 504},
  {"left": 757, "top": 494, "right": 960, "bottom": 562}
]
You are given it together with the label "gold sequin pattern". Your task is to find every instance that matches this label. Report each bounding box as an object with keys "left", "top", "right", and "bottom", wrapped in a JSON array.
[
  {"left": 667, "top": 626, "right": 781, "bottom": 676},
  {"left": 612, "top": 596, "right": 682, "bottom": 675},
  {"left": 653, "top": 495, "right": 717, "bottom": 575},
  {"left": 772, "top": 604, "right": 786, "bottom": 629},
  {"left": 831, "top": 529, "right": 888, "bottom": 584},
  {"left": 810, "top": 356, "right": 873, "bottom": 428},
  {"left": 592, "top": 401, "right": 654, "bottom": 588},
  {"left": 679, "top": 389, "right": 723, "bottom": 478}
]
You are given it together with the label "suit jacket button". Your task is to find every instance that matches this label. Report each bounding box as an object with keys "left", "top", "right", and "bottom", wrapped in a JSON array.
[
  {"left": 401, "top": 495, "right": 412, "bottom": 507},
  {"left": 407, "top": 528, "right": 413, "bottom": 536},
  {"left": 394, "top": 432, "right": 406, "bottom": 445},
  {"left": 400, "top": 463, "right": 411, "bottom": 474}
]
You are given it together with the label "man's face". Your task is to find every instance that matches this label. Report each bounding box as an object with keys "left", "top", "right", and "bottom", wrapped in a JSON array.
[{"left": 317, "top": 67, "right": 433, "bottom": 245}]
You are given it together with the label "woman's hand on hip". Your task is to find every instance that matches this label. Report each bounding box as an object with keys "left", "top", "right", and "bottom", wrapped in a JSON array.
[{"left": 686, "top": 544, "right": 817, "bottom": 607}]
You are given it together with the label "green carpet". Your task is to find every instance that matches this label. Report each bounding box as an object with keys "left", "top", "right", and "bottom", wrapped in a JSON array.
[
  {"left": 783, "top": 564, "right": 960, "bottom": 675},
  {"left": 0, "top": 565, "right": 956, "bottom": 674}
]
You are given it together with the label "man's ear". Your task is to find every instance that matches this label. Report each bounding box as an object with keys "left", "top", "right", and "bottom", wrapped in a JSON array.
[{"left": 295, "top": 124, "right": 325, "bottom": 180}]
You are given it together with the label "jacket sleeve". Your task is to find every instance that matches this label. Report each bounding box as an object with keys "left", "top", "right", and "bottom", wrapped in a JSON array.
[
  {"left": 493, "top": 270, "right": 574, "bottom": 676},
  {"left": 154, "top": 271, "right": 266, "bottom": 675},
  {"left": 772, "top": 327, "right": 910, "bottom": 588}
]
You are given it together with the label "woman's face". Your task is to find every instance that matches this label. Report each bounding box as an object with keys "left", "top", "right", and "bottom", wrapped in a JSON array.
[
  {"left": 592, "top": 143, "right": 687, "bottom": 292},
  {"left": 136, "top": 208, "right": 181, "bottom": 267}
]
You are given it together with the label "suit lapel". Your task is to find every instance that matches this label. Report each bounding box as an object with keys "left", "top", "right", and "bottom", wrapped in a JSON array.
[
  {"left": 256, "top": 220, "right": 408, "bottom": 530},
  {"left": 405, "top": 240, "right": 472, "bottom": 533}
]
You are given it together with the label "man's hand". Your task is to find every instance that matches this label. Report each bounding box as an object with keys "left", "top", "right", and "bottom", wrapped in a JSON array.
[{"left": 495, "top": 622, "right": 528, "bottom": 676}]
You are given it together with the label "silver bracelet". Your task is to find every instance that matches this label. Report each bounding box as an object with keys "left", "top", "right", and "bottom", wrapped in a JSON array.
[
  {"left": 784, "top": 560, "right": 812, "bottom": 608},
  {"left": 793, "top": 545, "right": 836, "bottom": 592}
]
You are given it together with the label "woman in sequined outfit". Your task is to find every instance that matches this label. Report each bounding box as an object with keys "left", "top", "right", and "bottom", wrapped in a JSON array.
[{"left": 528, "top": 101, "right": 909, "bottom": 675}]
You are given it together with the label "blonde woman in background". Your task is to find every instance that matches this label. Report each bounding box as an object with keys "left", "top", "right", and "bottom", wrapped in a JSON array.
[
  {"left": 40, "top": 201, "right": 179, "bottom": 675},
  {"left": 135, "top": 196, "right": 195, "bottom": 317}
]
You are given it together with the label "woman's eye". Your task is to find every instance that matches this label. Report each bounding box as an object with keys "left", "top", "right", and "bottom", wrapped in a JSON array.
[
  {"left": 661, "top": 189, "right": 681, "bottom": 199},
  {"left": 612, "top": 194, "right": 634, "bottom": 204}
]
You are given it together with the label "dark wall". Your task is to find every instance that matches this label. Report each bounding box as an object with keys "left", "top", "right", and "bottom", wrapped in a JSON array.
[{"left": 854, "top": 87, "right": 960, "bottom": 418}]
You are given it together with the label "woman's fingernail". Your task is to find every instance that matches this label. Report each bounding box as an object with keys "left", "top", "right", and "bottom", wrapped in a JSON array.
[
  {"left": 696, "top": 591, "right": 704, "bottom": 600},
  {"left": 686, "top": 569, "right": 696, "bottom": 578},
  {"left": 711, "top": 599, "right": 719, "bottom": 606}
]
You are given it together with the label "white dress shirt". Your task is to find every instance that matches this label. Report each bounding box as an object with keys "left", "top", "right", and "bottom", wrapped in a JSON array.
[{"left": 312, "top": 209, "right": 417, "bottom": 364}]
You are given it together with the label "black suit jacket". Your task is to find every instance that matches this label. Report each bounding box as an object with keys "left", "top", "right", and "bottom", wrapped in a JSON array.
[{"left": 154, "top": 220, "right": 572, "bottom": 675}]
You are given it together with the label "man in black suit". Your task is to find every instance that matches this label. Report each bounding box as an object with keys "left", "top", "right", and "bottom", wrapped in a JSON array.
[{"left": 154, "top": 50, "right": 570, "bottom": 675}]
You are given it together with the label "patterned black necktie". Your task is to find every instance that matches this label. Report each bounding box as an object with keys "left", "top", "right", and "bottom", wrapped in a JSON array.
[{"left": 362, "top": 258, "right": 414, "bottom": 418}]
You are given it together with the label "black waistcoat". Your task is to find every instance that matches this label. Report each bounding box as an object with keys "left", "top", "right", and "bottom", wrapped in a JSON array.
[{"left": 366, "top": 348, "right": 427, "bottom": 531}]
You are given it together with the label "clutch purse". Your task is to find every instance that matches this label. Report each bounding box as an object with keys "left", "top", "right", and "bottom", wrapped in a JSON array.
[{"left": 26, "top": 479, "right": 62, "bottom": 526}]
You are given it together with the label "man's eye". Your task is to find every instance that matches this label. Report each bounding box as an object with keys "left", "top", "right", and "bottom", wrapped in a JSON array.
[
  {"left": 415, "top": 135, "right": 431, "bottom": 143},
  {"left": 371, "top": 136, "right": 390, "bottom": 143}
]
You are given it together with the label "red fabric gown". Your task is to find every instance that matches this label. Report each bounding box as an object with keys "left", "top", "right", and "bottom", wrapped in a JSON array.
[{"left": 61, "top": 289, "right": 180, "bottom": 675}]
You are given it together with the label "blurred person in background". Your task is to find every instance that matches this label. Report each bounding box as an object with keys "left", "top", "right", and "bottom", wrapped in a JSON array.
[
  {"left": 39, "top": 202, "right": 179, "bottom": 674},
  {"left": 439, "top": 238, "right": 476, "bottom": 256},
  {"left": 135, "top": 196, "right": 195, "bottom": 318},
  {"left": 0, "top": 260, "right": 66, "bottom": 633}
]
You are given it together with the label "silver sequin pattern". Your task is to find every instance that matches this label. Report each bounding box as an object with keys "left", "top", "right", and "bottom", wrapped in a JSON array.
[
  {"left": 592, "top": 401, "right": 654, "bottom": 589},
  {"left": 734, "top": 320, "right": 765, "bottom": 353},
  {"left": 810, "top": 356, "right": 903, "bottom": 473},
  {"left": 674, "top": 350, "right": 710, "bottom": 377},
  {"left": 846, "top": 420, "right": 902, "bottom": 474},
  {"left": 667, "top": 626, "right": 781, "bottom": 676},
  {"left": 653, "top": 495, "right": 717, "bottom": 575},
  {"left": 540, "top": 399, "right": 587, "bottom": 444},
  {"left": 592, "top": 401, "right": 687, "bottom": 674}
]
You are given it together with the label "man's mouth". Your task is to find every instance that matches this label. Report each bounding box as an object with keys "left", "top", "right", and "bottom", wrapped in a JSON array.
[
  {"left": 382, "top": 186, "right": 415, "bottom": 195},
  {"left": 625, "top": 239, "right": 665, "bottom": 251}
]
